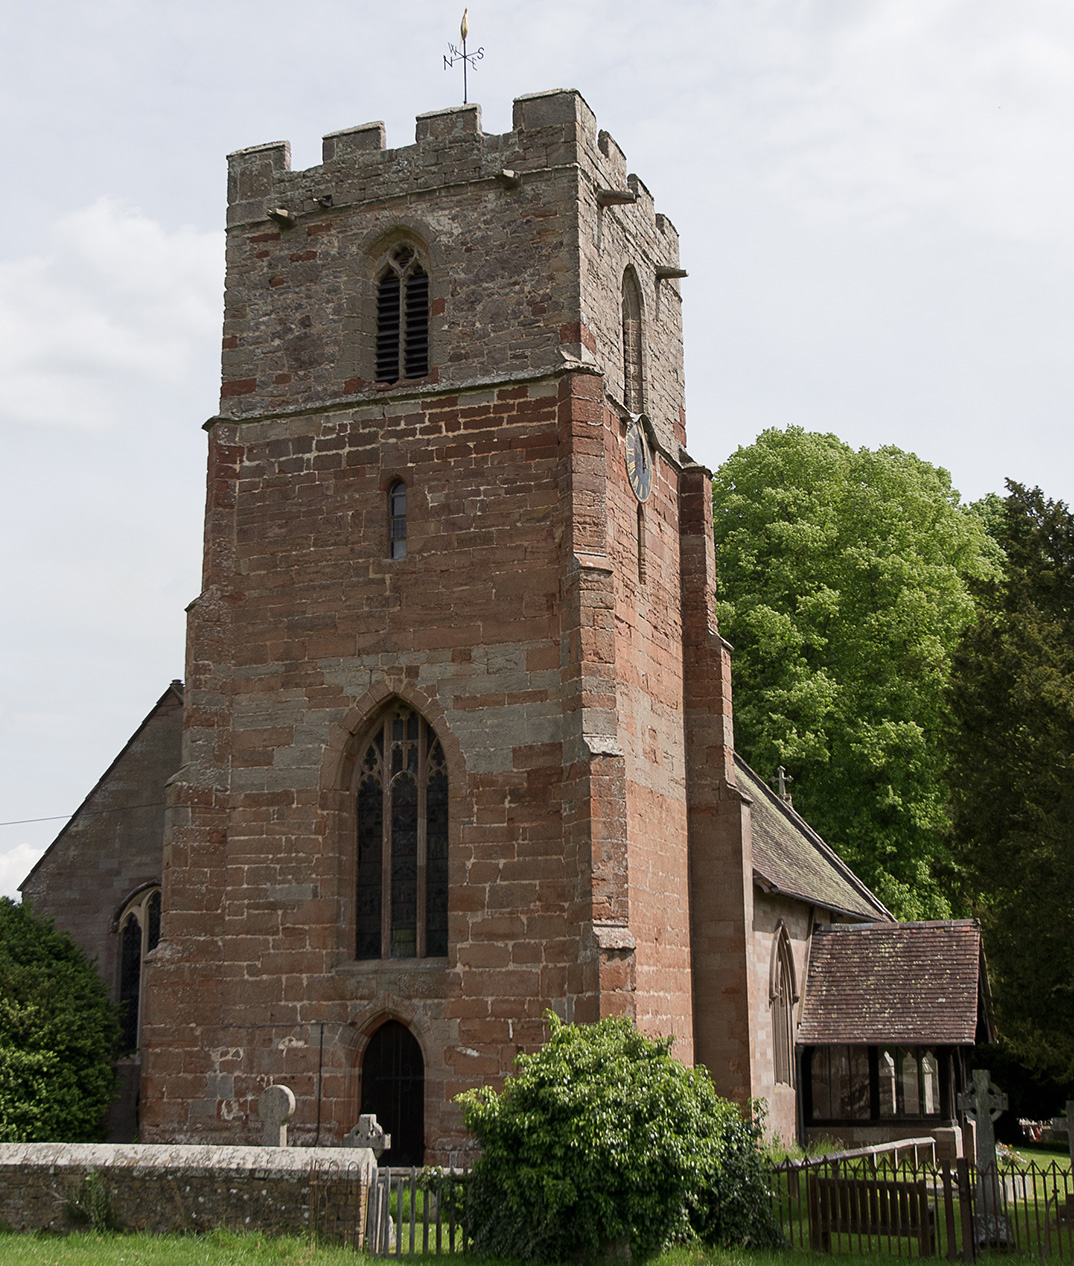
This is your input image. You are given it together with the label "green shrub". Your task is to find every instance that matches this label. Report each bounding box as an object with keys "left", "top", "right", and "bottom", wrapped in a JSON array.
[
  {"left": 457, "top": 1015, "right": 781, "bottom": 1262},
  {"left": 0, "top": 898, "right": 119, "bottom": 1142}
]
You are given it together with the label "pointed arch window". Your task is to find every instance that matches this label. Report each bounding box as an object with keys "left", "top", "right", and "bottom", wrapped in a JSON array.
[
  {"left": 117, "top": 886, "right": 162, "bottom": 1053},
  {"left": 622, "top": 269, "right": 644, "bottom": 414},
  {"left": 356, "top": 703, "right": 448, "bottom": 960},
  {"left": 376, "top": 245, "right": 430, "bottom": 383},
  {"left": 770, "top": 922, "right": 799, "bottom": 1086}
]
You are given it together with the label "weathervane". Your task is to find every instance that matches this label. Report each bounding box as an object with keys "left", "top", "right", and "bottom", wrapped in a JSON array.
[{"left": 444, "top": 9, "right": 483, "bottom": 104}]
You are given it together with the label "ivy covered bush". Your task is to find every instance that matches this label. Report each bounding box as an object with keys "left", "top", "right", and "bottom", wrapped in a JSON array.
[
  {"left": 0, "top": 898, "right": 119, "bottom": 1142},
  {"left": 457, "top": 1015, "right": 781, "bottom": 1261}
]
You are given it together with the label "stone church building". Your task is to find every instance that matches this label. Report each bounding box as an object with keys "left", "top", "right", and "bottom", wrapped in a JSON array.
[{"left": 21, "top": 90, "right": 989, "bottom": 1161}]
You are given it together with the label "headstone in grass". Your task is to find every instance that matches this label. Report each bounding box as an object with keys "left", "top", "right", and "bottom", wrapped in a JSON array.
[
  {"left": 958, "top": 1068, "right": 1012, "bottom": 1244},
  {"left": 1049, "top": 1101, "right": 1074, "bottom": 1168},
  {"left": 343, "top": 1112, "right": 390, "bottom": 1159},
  {"left": 259, "top": 1083, "right": 296, "bottom": 1147}
]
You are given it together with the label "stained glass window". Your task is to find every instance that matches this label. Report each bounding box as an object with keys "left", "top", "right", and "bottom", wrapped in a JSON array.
[{"left": 355, "top": 703, "right": 449, "bottom": 959}]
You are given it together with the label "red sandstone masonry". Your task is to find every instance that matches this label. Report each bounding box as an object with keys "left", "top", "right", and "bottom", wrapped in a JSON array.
[{"left": 139, "top": 89, "right": 736, "bottom": 1161}]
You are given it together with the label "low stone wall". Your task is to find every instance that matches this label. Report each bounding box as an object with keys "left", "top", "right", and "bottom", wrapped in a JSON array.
[{"left": 0, "top": 1143, "right": 375, "bottom": 1241}]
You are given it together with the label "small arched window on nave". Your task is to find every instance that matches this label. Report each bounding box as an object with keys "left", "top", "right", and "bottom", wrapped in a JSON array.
[
  {"left": 117, "top": 886, "right": 162, "bottom": 1053},
  {"left": 622, "top": 268, "right": 644, "bottom": 414},
  {"left": 355, "top": 702, "right": 448, "bottom": 960},
  {"left": 376, "top": 245, "right": 430, "bottom": 383}
]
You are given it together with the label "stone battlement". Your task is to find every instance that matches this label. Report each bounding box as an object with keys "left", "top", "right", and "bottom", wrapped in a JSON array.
[
  {"left": 226, "top": 88, "right": 677, "bottom": 246},
  {"left": 218, "top": 88, "right": 685, "bottom": 450}
]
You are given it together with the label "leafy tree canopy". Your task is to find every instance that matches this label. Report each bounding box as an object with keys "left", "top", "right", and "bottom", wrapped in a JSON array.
[
  {"left": 946, "top": 482, "right": 1074, "bottom": 1085},
  {"left": 0, "top": 898, "right": 119, "bottom": 1142},
  {"left": 712, "top": 427, "right": 1000, "bottom": 918},
  {"left": 457, "top": 1015, "right": 780, "bottom": 1261}
]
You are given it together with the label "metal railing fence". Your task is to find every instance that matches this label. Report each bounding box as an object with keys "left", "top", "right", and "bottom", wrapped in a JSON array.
[
  {"left": 365, "top": 1166, "right": 471, "bottom": 1257},
  {"left": 771, "top": 1149, "right": 1074, "bottom": 1259}
]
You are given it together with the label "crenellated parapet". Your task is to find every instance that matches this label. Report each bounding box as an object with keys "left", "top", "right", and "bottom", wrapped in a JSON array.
[{"left": 219, "top": 89, "right": 685, "bottom": 453}]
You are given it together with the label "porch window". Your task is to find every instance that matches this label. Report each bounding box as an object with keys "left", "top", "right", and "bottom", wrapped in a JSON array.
[
  {"left": 810, "top": 1045, "right": 870, "bottom": 1121},
  {"left": 879, "top": 1046, "right": 941, "bottom": 1119}
]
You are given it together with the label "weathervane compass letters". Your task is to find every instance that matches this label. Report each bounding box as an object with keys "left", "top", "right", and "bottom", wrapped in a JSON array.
[{"left": 444, "top": 9, "right": 484, "bottom": 104}]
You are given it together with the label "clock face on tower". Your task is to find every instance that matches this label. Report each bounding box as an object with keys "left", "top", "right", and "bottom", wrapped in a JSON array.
[{"left": 625, "top": 418, "right": 653, "bottom": 502}]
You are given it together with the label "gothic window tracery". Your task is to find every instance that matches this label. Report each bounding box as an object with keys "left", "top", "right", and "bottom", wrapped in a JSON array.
[
  {"left": 356, "top": 703, "right": 448, "bottom": 960},
  {"left": 376, "top": 245, "right": 430, "bottom": 383},
  {"left": 117, "top": 886, "right": 161, "bottom": 1053}
]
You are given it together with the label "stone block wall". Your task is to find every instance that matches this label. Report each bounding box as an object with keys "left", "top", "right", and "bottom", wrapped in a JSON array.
[
  {"left": 748, "top": 894, "right": 818, "bottom": 1142},
  {"left": 0, "top": 1142, "right": 373, "bottom": 1241},
  {"left": 220, "top": 90, "right": 685, "bottom": 454},
  {"left": 20, "top": 684, "right": 181, "bottom": 987},
  {"left": 138, "top": 86, "right": 738, "bottom": 1161}
]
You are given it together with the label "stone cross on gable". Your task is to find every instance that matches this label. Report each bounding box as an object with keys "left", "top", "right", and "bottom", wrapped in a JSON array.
[
  {"left": 1049, "top": 1100, "right": 1074, "bottom": 1168},
  {"left": 259, "top": 1084, "right": 296, "bottom": 1148}
]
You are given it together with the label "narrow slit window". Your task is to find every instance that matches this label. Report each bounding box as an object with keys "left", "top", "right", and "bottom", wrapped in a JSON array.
[
  {"left": 376, "top": 245, "right": 430, "bottom": 383},
  {"left": 637, "top": 504, "right": 647, "bottom": 582},
  {"left": 389, "top": 481, "right": 407, "bottom": 559},
  {"left": 622, "top": 269, "right": 644, "bottom": 413}
]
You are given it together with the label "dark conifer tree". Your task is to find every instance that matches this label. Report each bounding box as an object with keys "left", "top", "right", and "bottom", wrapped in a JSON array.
[{"left": 946, "top": 482, "right": 1074, "bottom": 1085}]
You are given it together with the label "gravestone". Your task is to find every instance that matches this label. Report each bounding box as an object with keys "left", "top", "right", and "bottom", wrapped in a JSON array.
[
  {"left": 343, "top": 1113, "right": 390, "bottom": 1160},
  {"left": 957, "top": 1068, "right": 1011, "bottom": 1243},
  {"left": 259, "top": 1084, "right": 296, "bottom": 1148},
  {"left": 1049, "top": 1100, "right": 1074, "bottom": 1168}
]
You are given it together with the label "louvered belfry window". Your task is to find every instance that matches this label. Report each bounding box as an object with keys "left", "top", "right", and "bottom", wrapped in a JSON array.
[
  {"left": 376, "top": 245, "right": 430, "bottom": 383},
  {"left": 356, "top": 703, "right": 449, "bottom": 959}
]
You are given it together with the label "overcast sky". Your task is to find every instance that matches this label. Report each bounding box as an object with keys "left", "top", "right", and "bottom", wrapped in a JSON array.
[{"left": 2, "top": 0, "right": 1073, "bottom": 896}]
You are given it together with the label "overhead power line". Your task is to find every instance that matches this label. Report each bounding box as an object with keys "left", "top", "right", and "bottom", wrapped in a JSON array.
[{"left": 0, "top": 802, "right": 165, "bottom": 829}]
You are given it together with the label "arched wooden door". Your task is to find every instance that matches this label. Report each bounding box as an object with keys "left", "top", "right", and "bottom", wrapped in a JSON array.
[{"left": 360, "top": 1020, "right": 425, "bottom": 1165}]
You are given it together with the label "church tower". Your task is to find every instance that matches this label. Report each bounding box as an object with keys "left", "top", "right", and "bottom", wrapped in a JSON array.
[{"left": 141, "top": 90, "right": 752, "bottom": 1161}]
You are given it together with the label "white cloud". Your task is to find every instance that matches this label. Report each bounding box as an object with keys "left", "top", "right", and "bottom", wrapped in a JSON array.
[
  {"left": 0, "top": 199, "right": 221, "bottom": 430},
  {"left": 0, "top": 202, "right": 212, "bottom": 874}
]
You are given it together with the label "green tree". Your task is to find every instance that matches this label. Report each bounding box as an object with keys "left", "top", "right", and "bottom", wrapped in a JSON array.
[
  {"left": 457, "top": 1015, "right": 780, "bottom": 1262},
  {"left": 946, "top": 482, "right": 1074, "bottom": 1085},
  {"left": 712, "top": 427, "right": 999, "bottom": 918},
  {"left": 0, "top": 898, "right": 119, "bottom": 1142}
]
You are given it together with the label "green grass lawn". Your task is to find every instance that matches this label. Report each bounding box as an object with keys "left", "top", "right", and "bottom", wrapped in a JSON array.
[
  {"left": 0, "top": 1240, "right": 1058, "bottom": 1266},
  {"left": 0, "top": 1230, "right": 360, "bottom": 1265},
  {"left": 1010, "top": 1144, "right": 1072, "bottom": 1171}
]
